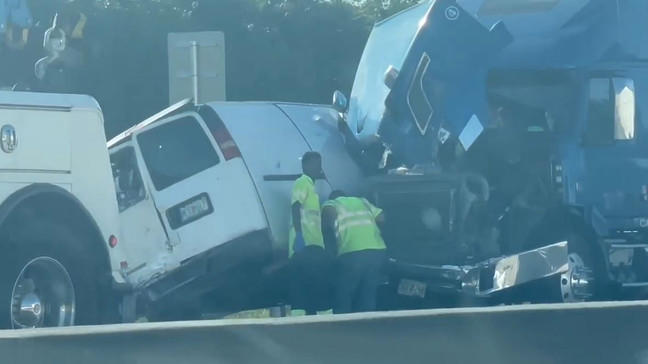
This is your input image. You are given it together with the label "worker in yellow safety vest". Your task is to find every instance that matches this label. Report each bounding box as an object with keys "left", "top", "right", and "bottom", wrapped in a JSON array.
[
  {"left": 322, "top": 190, "right": 386, "bottom": 314},
  {"left": 288, "top": 151, "right": 331, "bottom": 315}
]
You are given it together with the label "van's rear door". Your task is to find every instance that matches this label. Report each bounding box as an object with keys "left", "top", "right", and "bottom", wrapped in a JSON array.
[
  {"left": 109, "top": 143, "right": 170, "bottom": 284},
  {"left": 133, "top": 111, "right": 266, "bottom": 264}
]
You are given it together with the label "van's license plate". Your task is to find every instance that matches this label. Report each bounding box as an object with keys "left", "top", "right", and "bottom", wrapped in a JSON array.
[
  {"left": 397, "top": 279, "right": 427, "bottom": 298},
  {"left": 179, "top": 196, "right": 210, "bottom": 223}
]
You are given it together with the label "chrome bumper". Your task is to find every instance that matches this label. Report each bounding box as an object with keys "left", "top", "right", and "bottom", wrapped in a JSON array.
[
  {"left": 464, "top": 241, "right": 568, "bottom": 296},
  {"left": 390, "top": 241, "right": 569, "bottom": 297}
]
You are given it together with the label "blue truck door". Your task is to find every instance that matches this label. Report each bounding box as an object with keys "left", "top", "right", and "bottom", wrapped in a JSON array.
[{"left": 580, "top": 72, "right": 648, "bottom": 232}]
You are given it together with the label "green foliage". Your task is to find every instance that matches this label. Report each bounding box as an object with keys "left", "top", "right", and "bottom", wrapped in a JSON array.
[
  {"left": 16, "top": 0, "right": 423, "bottom": 136},
  {"left": 356, "top": 0, "right": 425, "bottom": 19}
]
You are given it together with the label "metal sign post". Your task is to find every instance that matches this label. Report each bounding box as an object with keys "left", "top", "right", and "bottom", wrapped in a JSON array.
[{"left": 168, "top": 31, "right": 226, "bottom": 105}]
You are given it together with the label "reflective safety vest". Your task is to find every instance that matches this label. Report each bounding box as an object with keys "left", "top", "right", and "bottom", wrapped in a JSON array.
[
  {"left": 324, "top": 197, "right": 386, "bottom": 256},
  {"left": 289, "top": 175, "right": 324, "bottom": 257}
]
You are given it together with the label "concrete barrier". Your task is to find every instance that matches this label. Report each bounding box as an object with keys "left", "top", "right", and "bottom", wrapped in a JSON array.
[{"left": 1, "top": 301, "right": 647, "bottom": 364}]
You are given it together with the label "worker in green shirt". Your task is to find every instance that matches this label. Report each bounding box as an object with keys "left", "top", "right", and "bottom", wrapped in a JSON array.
[
  {"left": 322, "top": 190, "right": 387, "bottom": 314},
  {"left": 288, "top": 151, "right": 331, "bottom": 315}
]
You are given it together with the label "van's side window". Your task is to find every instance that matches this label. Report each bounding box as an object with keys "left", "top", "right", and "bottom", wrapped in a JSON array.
[
  {"left": 110, "top": 147, "right": 146, "bottom": 212},
  {"left": 586, "top": 77, "right": 635, "bottom": 144},
  {"left": 138, "top": 116, "right": 220, "bottom": 191}
]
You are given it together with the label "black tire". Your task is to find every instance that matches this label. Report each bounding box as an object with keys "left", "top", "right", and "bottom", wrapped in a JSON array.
[
  {"left": 524, "top": 232, "right": 604, "bottom": 303},
  {"left": 561, "top": 233, "right": 606, "bottom": 302},
  {"left": 0, "top": 221, "right": 101, "bottom": 328}
]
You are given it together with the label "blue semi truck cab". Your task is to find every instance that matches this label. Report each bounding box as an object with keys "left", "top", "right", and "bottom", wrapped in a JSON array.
[{"left": 336, "top": 0, "right": 648, "bottom": 304}]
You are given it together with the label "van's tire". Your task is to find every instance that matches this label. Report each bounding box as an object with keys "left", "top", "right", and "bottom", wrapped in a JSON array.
[{"left": 0, "top": 221, "right": 101, "bottom": 329}]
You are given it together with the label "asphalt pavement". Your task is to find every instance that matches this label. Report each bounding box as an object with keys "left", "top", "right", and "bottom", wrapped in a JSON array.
[{"left": 0, "top": 301, "right": 647, "bottom": 364}]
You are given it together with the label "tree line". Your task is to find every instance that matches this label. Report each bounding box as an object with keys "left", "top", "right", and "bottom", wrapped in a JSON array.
[{"left": 3, "top": 0, "right": 421, "bottom": 136}]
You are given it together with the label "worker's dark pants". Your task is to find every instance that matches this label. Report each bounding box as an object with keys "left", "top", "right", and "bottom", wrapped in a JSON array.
[
  {"left": 334, "top": 249, "right": 386, "bottom": 314},
  {"left": 289, "top": 246, "right": 332, "bottom": 315}
]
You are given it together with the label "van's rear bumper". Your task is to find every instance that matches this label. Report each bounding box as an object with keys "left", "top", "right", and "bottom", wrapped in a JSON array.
[
  {"left": 140, "top": 230, "right": 276, "bottom": 315},
  {"left": 389, "top": 241, "right": 569, "bottom": 299}
]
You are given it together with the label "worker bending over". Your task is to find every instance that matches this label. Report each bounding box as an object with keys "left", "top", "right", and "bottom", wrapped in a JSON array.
[
  {"left": 288, "top": 151, "right": 330, "bottom": 315},
  {"left": 322, "top": 190, "right": 386, "bottom": 314}
]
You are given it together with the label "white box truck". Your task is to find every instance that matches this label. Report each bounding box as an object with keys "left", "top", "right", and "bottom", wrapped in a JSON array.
[{"left": 0, "top": 92, "right": 126, "bottom": 328}]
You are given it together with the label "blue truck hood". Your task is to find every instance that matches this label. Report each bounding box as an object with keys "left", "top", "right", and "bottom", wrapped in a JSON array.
[
  {"left": 346, "top": 1, "right": 431, "bottom": 147},
  {"left": 347, "top": 0, "right": 648, "bottom": 167}
]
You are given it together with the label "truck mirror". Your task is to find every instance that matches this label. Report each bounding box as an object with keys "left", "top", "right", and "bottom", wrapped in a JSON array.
[{"left": 332, "top": 90, "right": 348, "bottom": 113}]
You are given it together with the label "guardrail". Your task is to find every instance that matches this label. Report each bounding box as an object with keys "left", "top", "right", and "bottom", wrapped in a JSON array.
[{"left": 1, "top": 301, "right": 647, "bottom": 364}]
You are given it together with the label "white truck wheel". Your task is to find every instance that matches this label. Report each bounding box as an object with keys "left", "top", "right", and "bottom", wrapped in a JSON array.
[
  {"left": 0, "top": 222, "right": 101, "bottom": 328},
  {"left": 10, "top": 256, "right": 75, "bottom": 328}
]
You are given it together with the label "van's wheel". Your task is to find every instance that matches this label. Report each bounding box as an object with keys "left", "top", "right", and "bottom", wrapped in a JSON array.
[{"left": 0, "top": 222, "right": 100, "bottom": 328}]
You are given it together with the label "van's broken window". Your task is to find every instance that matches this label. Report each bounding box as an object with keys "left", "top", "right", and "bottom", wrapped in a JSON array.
[
  {"left": 138, "top": 116, "right": 220, "bottom": 191},
  {"left": 111, "top": 147, "right": 146, "bottom": 212}
]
